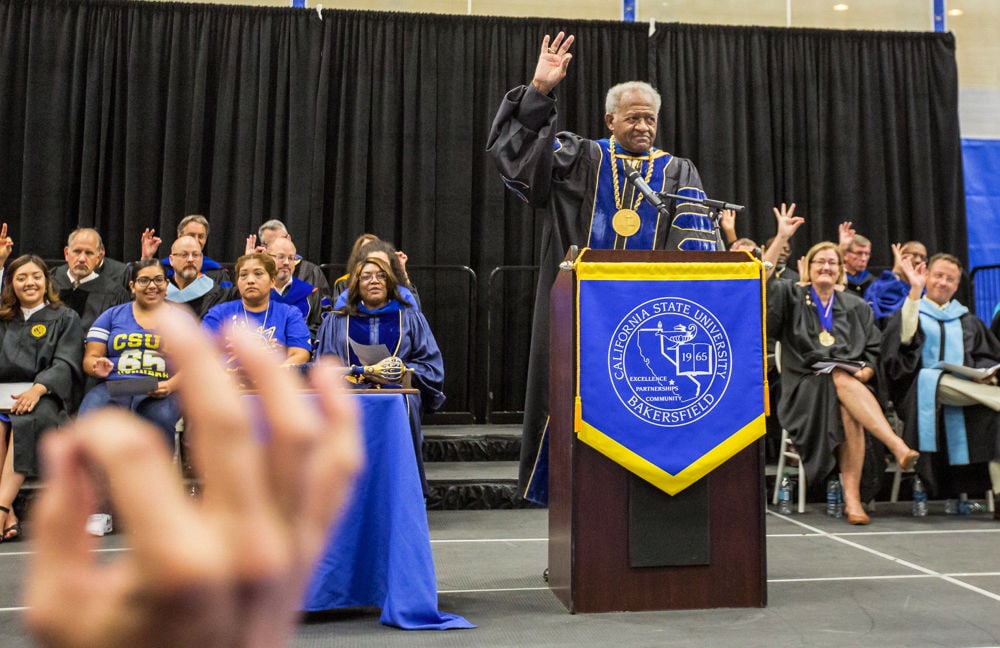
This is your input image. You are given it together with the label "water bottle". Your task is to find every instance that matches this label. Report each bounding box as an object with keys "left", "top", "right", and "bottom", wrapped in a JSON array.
[
  {"left": 959, "top": 492, "right": 971, "bottom": 516},
  {"left": 912, "top": 476, "right": 928, "bottom": 517},
  {"left": 777, "top": 473, "right": 792, "bottom": 514},
  {"left": 826, "top": 478, "right": 843, "bottom": 518},
  {"left": 945, "top": 499, "right": 958, "bottom": 514}
]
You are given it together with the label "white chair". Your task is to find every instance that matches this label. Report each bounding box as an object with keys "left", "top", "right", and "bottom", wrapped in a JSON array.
[{"left": 772, "top": 428, "right": 807, "bottom": 513}]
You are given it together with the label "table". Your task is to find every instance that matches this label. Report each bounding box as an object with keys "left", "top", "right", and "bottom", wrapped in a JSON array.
[{"left": 301, "top": 393, "right": 474, "bottom": 630}]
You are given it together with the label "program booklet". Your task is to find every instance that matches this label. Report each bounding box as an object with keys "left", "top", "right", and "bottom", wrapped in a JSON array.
[
  {"left": 932, "top": 361, "right": 1000, "bottom": 381},
  {"left": 812, "top": 360, "right": 866, "bottom": 375}
]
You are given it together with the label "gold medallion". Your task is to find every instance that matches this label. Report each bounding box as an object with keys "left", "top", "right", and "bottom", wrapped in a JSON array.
[
  {"left": 31, "top": 324, "right": 47, "bottom": 338},
  {"left": 818, "top": 330, "right": 835, "bottom": 347},
  {"left": 612, "top": 208, "right": 641, "bottom": 237}
]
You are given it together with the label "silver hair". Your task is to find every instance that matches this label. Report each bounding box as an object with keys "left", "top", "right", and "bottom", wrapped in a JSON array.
[
  {"left": 258, "top": 219, "right": 288, "bottom": 239},
  {"left": 66, "top": 227, "right": 104, "bottom": 251},
  {"left": 177, "top": 214, "right": 210, "bottom": 238},
  {"left": 605, "top": 81, "right": 661, "bottom": 115}
]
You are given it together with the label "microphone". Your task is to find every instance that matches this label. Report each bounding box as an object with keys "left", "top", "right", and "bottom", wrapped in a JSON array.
[{"left": 624, "top": 166, "right": 666, "bottom": 210}]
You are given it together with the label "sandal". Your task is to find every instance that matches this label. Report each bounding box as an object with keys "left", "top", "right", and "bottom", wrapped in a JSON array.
[
  {"left": 2, "top": 521, "right": 20, "bottom": 542},
  {"left": 0, "top": 505, "right": 21, "bottom": 542}
]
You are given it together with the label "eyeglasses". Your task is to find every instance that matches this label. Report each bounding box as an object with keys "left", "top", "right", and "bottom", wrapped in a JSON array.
[
  {"left": 134, "top": 276, "right": 168, "bottom": 287},
  {"left": 269, "top": 253, "right": 302, "bottom": 264},
  {"left": 359, "top": 272, "right": 388, "bottom": 283},
  {"left": 171, "top": 252, "right": 202, "bottom": 259},
  {"left": 810, "top": 259, "right": 840, "bottom": 267},
  {"left": 846, "top": 249, "right": 871, "bottom": 257}
]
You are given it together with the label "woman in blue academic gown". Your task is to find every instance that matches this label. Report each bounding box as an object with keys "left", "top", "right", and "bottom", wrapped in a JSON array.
[{"left": 315, "top": 256, "right": 444, "bottom": 495}]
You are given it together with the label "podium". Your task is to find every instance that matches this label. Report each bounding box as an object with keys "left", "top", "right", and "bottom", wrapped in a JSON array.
[{"left": 547, "top": 249, "right": 767, "bottom": 613}]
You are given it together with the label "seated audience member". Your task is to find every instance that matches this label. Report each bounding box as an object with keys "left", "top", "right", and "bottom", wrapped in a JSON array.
[
  {"left": 79, "top": 259, "right": 181, "bottom": 536},
  {"left": 203, "top": 253, "right": 311, "bottom": 366},
  {"left": 315, "top": 255, "right": 444, "bottom": 496},
  {"left": 865, "top": 241, "right": 928, "bottom": 328},
  {"left": 881, "top": 253, "right": 1000, "bottom": 497},
  {"left": 765, "top": 234, "right": 800, "bottom": 283},
  {"left": 991, "top": 303, "right": 1000, "bottom": 341},
  {"left": 160, "top": 235, "right": 236, "bottom": 319},
  {"left": 141, "top": 214, "right": 229, "bottom": 284},
  {"left": 80, "top": 260, "right": 181, "bottom": 448},
  {"left": 764, "top": 205, "right": 919, "bottom": 525},
  {"left": 254, "top": 219, "right": 332, "bottom": 298},
  {"left": 266, "top": 236, "right": 323, "bottom": 334},
  {"left": 332, "top": 238, "right": 421, "bottom": 310},
  {"left": 839, "top": 221, "right": 875, "bottom": 296},
  {"left": 24, "top": 307, "right": 362, "bottom": 648},
  {"left": 0, "top": 255, "right": 84, "bottom": 542},
  {"left": 51, "top": 228, "right": 131, "bottom": 331},
  {"left": 48, "top": 224, "right": 128, "bottom": 289}
]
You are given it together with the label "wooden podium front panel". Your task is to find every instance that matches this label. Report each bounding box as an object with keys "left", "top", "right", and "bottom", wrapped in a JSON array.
[{"left": 548, "top": 250, "right": 767, "bottom": 613}]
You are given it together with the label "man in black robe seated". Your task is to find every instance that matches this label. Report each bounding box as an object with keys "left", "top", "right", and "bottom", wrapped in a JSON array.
[
  {"left": 881, "top": 253, "right": 1000, "bottom": 497},
  {"left": 486, "top": 32, "right": 719, "bottom": 504},
  {"left": 161, "top": 235, "right": 236, "bottom": 319},
  {"left": 51, "top": 228, "right": 130, "bottom": 332}
]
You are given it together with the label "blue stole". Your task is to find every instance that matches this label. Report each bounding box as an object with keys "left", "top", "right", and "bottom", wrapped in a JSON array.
[
  {"left": 346, "top": 300, "right": 403, "bottom": 366},
  {"left": 917, "top": 298, "right": 970, "bottom": 463},
  {"left": 589, "top": 140, "right": 713, "bottom": 250},
  {"left": 166, "top": 274, "right": 215, "bottom": 303}
]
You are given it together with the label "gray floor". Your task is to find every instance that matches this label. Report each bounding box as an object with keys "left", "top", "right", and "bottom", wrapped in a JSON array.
[{"left": 3, "top": 503, "right": 1000, "bottom": 647}]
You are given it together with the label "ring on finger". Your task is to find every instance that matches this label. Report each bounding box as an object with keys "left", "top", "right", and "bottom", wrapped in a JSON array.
[{"left": 546, "top": 47, "right": 557, "bottom": 54}]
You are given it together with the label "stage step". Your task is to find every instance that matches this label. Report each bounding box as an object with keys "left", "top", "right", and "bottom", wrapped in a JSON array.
[{"left": 422, "top": 424, "right": 535, "bottom": 510}]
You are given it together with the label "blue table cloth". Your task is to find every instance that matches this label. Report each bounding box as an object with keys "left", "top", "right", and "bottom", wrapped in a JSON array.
[{"left": 302, "top": 393, "right": 474, "bottom": 630}]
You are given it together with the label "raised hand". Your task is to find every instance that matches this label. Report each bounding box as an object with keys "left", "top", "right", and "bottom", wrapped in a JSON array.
[
  {"left": 772, "top": 202, "right": 805, "bottom": 241},
  {"left": 140, "top": 228, "right": 162, "bottom": 260},
  {"left": 838, "top": 221, "right": 855, "bottom": 249},
  {"left": 531, "top": 32, "right": 575, "bottom": 96},
  {"left": 719, "top": 208, "right": 737, "bottom": 243},
  {"left": 899, "top": 253, "right": 927, "bottom": 293},
  {"left": 0, "top": 222, "right": 13, "bottom": 265},
  {"left": 25, "top": 308, "right": 363, "bottom": 648}
]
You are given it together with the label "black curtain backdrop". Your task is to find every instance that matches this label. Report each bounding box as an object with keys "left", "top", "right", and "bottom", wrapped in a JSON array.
[{"left": 0, "top": 0, "right": 965, "bottom": 420}]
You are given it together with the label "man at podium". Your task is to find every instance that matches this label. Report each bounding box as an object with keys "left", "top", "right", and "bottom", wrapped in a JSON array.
[{"left": 487, "top": 32, "right": 719, "bottom": 504}]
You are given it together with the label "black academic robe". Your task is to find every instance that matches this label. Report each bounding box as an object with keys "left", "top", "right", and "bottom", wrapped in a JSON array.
[
  {"left": 881, "top": 306, "right": 1000, "bottom": 493},
  {"left": 95, "top": 256, "right": 129, "bottom": 289},
  {"left": 845, "top": 271, "right": 876, "bottom": 298},
  {"left": 0, "top": 306, "right": 84, "bottom": 476},
  {"left": 487, "top": 84, "right": 715, "bottom": 501},
  {"left": 991, "top": 309, "right": 1000, "bottom": 342},
  {"left": 51, "top": 270, "right": 131, "bottom": 332},
  {"left": 767, "top": 281, "right": 881, "bottom": 485}
]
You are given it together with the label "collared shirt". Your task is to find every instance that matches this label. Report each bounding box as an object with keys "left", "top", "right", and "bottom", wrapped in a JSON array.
[{"left": 65, "top": 268, "right": 99, "bottom": 286}]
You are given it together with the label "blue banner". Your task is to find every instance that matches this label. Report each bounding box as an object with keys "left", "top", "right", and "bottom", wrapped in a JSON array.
[{"left": 575, "top": 257, "right": 767, "bottom": 494}]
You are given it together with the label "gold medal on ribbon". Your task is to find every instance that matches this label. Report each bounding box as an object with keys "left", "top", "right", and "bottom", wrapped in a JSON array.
[
  {"left": 818, "top": 330, "right": 835, "bottom": 347},
  {"left": 612, "top": 208, "right": 641, "bottom": 238}
]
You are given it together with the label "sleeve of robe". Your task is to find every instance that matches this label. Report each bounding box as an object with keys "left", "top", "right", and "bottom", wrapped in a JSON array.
[
  {"left": 486, "top": 84, "right": 593, "bottom": 208},
  {"left": 402, "top": 308, "right": 446, "bottom": 413}
]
